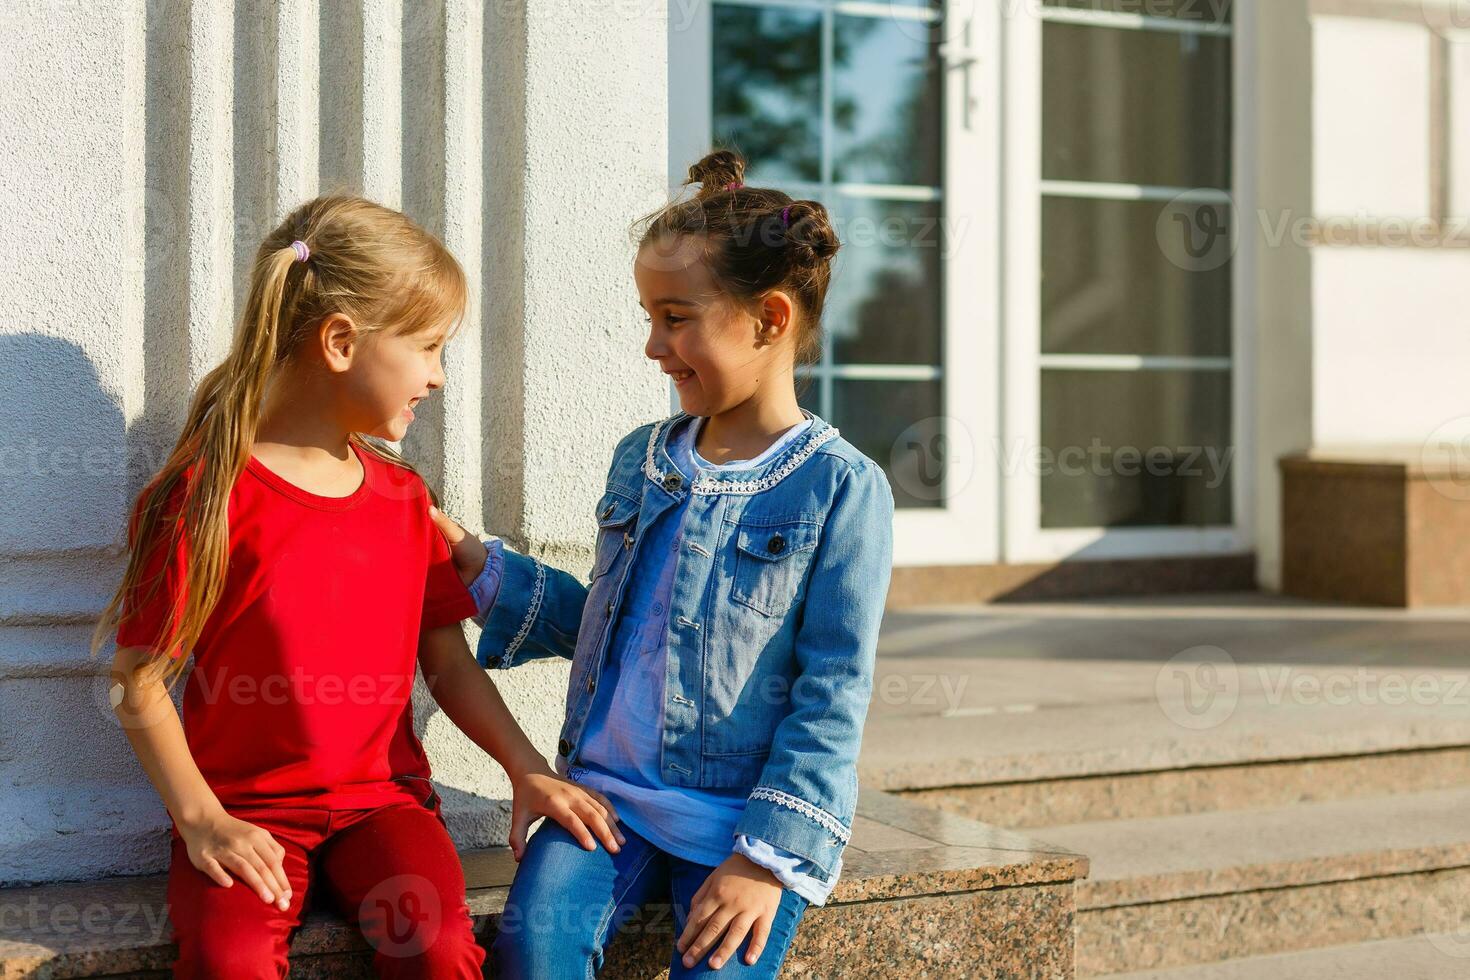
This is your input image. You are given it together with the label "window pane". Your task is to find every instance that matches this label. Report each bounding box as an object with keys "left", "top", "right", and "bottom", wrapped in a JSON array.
[
  {"left": 828, "top": 195, "right": 943, "bottom": 365},
  {"left": 833, "top": 379, "right": 944, "bottom": 510},
  {"left": 1043, "top": 23, "right": 1232, "bottom": 187},
  {"left": 1044, "top": 0, "right": 1232, "bottom": 23},
  {"left": 1042, "top": 196, "right": 1231, "bottom": 357},
  {"left": 712, "top": 5, "right": 823, "bottom": 183},
  {"left": 832, "top": 14, "right": 942, "bottom": 187},
  {"left": 1040, "top": 369, "right": 1232, "bottom": 528}
]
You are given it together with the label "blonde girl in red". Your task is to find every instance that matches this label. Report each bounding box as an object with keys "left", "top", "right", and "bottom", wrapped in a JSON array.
[{"left": 97, "top": 195, "right": 623, "bottom": 979}]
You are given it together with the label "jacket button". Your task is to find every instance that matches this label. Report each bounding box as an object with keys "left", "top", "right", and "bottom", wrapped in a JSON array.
[
  {"left": 600, "top": 503, "right": 614, "bottom": 521},
  {"left": 605, "top": 599, "right": 613, "bottom": 616},
  {"left": 663, "top": 473, "right": 682, "bottom": 492},
  {"left": 587, "top": 675, "right": 596, "bottom": 693},
  {"left": 767, "top": 533, "right": 785, "bottom": 554},
  {"left": 624, "top": 531, "right": 634, "bottom": 549},
  {"left": 557, "top": 738, "right": 572, "bottom": 757}
]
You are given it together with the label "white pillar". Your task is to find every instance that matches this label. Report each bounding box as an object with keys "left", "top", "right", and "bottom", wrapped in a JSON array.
[{"left": 1248, "top": 0, "right": 1314, "bottom": 591}]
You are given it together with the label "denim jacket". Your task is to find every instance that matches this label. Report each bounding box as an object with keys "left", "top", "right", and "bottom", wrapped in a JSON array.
[{"left": 474, "top": 410, "right": 894, "bottom": 878}]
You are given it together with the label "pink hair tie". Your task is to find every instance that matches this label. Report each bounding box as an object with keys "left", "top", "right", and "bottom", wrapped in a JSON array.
[
  {"left": 290, "top": 240, "right": 310, "bottom": 263},
  {"left": 724, "top": 181, "right": 743, "bottom": 191}
]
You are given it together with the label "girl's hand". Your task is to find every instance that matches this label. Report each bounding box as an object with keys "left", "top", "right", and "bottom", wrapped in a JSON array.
[
  {"left": 176, "top": 808, "right": 292, "bottom": 911},
  {"left": 508, "top": 768, "right": 626, "bottom": 861},
  {"left": 428, "top": 505, "right": 490, "bottom": 588},
  {"left": 677, "top": 854, "right": 784, "bottom": 971}
]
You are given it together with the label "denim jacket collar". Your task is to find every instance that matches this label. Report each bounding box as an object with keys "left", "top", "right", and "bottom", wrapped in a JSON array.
[{"left": 641, "top": 409, "right": 841, "bottom": 497}]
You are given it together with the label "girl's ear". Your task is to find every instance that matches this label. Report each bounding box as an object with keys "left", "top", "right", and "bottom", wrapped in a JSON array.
[
  {"left": 317, "top": 314, "right": 360, "bottom": 372},
  {"left": 756, "top": 290, "right": 796, "bottom": 347}
]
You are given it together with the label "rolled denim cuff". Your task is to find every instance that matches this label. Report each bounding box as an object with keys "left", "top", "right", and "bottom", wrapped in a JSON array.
[
  {"left": 733, "top": 834, "right": 837, "bottom": 906},
  {"left": 468, "top": 538, "right": 505, "bottom": 627},
  {"left": 734, "top": 786, "right": 850, "bottom": 880}
]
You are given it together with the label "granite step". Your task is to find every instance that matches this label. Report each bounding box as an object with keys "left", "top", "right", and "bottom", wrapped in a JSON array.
[
  {"left": 1025, "top": 787, "right": 1470, "bottom": 976},
  {"left": 1102, "top": 932, "right": 1470, "bottom": 980},
  {"left": 0, "top": 790, "right": 1087, "bottom": 979},
  {"left": 896, "top": 745, "right": 1470, "bottom": 829}
]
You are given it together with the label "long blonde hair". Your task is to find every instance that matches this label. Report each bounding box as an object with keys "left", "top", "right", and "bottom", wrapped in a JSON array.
[{"left": 93, "top": 194, "right": 468, "bottom": 688}]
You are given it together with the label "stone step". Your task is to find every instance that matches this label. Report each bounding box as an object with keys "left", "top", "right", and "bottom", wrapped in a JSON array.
[
  {"left": 860, "top": 678, "right": 1470, "bottom": 795},
  {"left": 1024, "top": 787, "right": 1470, "bottom": 976},
  {"left": 898, "top": 746, "right": 1470, "bottom": 829},
  {"left": 0, "top": 791, "right": 1086, "bottom": 979},
  {"left": 1102, "top": 932, "right": 1470, "bottom": 980}
]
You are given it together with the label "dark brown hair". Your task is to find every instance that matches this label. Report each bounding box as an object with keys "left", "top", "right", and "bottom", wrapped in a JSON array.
[{"left": 636, "top": 149, "right": 840, "bottom": 367}]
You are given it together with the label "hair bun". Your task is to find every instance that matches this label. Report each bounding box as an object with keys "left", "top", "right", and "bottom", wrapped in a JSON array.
[
  {"left": 687, "top": 149, "right": 747, "bottom": 199},
  {"left": 784, "top": 200, "right": 841, "bottom": 264}
]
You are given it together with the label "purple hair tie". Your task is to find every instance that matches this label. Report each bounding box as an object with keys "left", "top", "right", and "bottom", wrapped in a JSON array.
[
  {"left": 780, "top": 206, "right": 792, "bottom": 227},
  {"left": 290, "top": 240, "right": 310, "bottom": 263},
  {"left": 725, "top": 181, "right": 743, "bottom": 191}
]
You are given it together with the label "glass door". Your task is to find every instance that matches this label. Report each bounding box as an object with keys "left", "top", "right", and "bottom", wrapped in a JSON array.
[
  {"left": 1002, "top": 0, "right": 1250, "bottom": 562},
  {"left": 669, "top": 0, "right": 998, "bottom": 566}
]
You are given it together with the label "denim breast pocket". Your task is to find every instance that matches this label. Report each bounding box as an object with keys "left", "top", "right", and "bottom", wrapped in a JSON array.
[
  {"left": 730, "top": 519, "right": 822, "bottom": 617},
  {"left": 592, "top": 489, "right": 639, "bottom": 582}
]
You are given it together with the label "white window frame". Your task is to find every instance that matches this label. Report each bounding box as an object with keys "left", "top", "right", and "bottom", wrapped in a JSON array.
[
  {"left": 668, "top": 0, "right": 1000, "bottom": 568},
  {"left": 999, "top": 0, "right": 1256, "bottom": 562}
]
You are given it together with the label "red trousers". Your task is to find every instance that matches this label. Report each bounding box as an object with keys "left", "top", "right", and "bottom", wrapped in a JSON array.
[{"left": 166, "top": 791, "right": 485, "bottom": 979}]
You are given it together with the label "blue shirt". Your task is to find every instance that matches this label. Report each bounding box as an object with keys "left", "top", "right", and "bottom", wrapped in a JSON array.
[
  {"left": 568, "top": 413, "right": 837, "bottom": 904},
  {"left": 476, "top": 413, "right": 832, "bottom": 904}
]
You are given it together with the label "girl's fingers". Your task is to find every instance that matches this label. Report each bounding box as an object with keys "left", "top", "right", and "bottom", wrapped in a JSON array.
[
  {"left": 577, "top": 803, "right": 621, "bottom": 854},
  {"left": 427, "top": 505, "right": 465, "bottom": 545},
  {"left": 508, "top": 805, "right": 531, "bottom": 862},
  {"left": 683, "top": 910, "right": 735, "bottom": 968},
  {"left": 255, "top": 840, "right": 292, "bottom": 908},
  {"left": 199, "top": 856, "right": 234, "bottom": 889},
  {"left": 745, "top": 914, "right": 772, "bottom": 966},
  {"left": 554, "top": 809, "right": 597, "bottom": 851},
  {"left": 676, "top": 897, "right": 713, "bottom": 953},
  {"left": 710, "top": 913, "right": 756, "bottom": 971},
  {"left": 219, "top": 852, "right": 274, "bottom": 904},
  {"left": 586, "top": 788, "right": 622, "bottom": 826}
]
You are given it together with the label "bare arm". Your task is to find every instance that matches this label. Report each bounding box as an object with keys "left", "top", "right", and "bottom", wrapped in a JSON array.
[
  {"left": 110, "top": 646, "right": 291, "bottom": 909},
  {"left": 417, "top": 623, "right": 625, "bottom": 859}
]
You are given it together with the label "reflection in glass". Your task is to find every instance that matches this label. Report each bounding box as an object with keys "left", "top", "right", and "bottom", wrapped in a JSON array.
[
  {"left": 832, "top": 14, "right": 942, "bottom": 187},
  {"left": 712, "top": 6, "right": 823, "bottom": 183},
  {"left": 1043, "top": 196, "right": 1231, "bottom": 357},
  {"left": 1043, "top": 23, "right": 1231, "bottom": 188},
  {"left": 828, "top": 196, "right": 943, "bottom": 366},
  {"left": 833, "top": 379, "right": 944, "bottom": 510},
  {"left": 1040, "top": 369, "right": 1232, "bottom": 528}
]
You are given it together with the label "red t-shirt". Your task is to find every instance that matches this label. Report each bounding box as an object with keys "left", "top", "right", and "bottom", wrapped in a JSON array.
[{"left": 116, "top": 441, "right": 477, "bottom": 810}]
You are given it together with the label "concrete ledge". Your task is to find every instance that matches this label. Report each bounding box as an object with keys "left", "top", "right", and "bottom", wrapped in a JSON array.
[{"left": 0, "top": 791, "right": 1086, "bottom": 979}]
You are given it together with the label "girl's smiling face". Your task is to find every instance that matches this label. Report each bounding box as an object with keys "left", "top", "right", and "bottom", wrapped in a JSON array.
[
  {"left": 635, "top": 234, "right": 793, "bottom": 417},
  {"left": 334, "top": 320, "right": 449, "bottom": 442}
]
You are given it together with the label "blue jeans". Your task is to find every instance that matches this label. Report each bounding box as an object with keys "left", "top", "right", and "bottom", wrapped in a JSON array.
[{"left": 491, "top": 821, "right": 809, "bottom": 979}]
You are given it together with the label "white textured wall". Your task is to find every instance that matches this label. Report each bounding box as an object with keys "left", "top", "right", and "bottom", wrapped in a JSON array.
[
  {"left": 1309, "top": 11, "right": 1467, "bottom": 449},
  {"left": 0, "top": 0, "right": 668, "bottom": 885}
]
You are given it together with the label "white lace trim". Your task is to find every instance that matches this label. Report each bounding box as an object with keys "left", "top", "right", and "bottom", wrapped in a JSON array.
[
  {"left": 642, "top": 415, "right": 841, "bottom": 496},
  {"left": 503, "top": 556, "right": 545, "bottom": 665},
  {"left": 748, "top": 786, "right": 851, "bottom": 844}
]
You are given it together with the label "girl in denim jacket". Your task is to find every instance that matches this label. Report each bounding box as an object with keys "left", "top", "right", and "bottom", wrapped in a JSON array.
[{"left": 436, "top": 150, "right": 894, "bottom": 978}]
